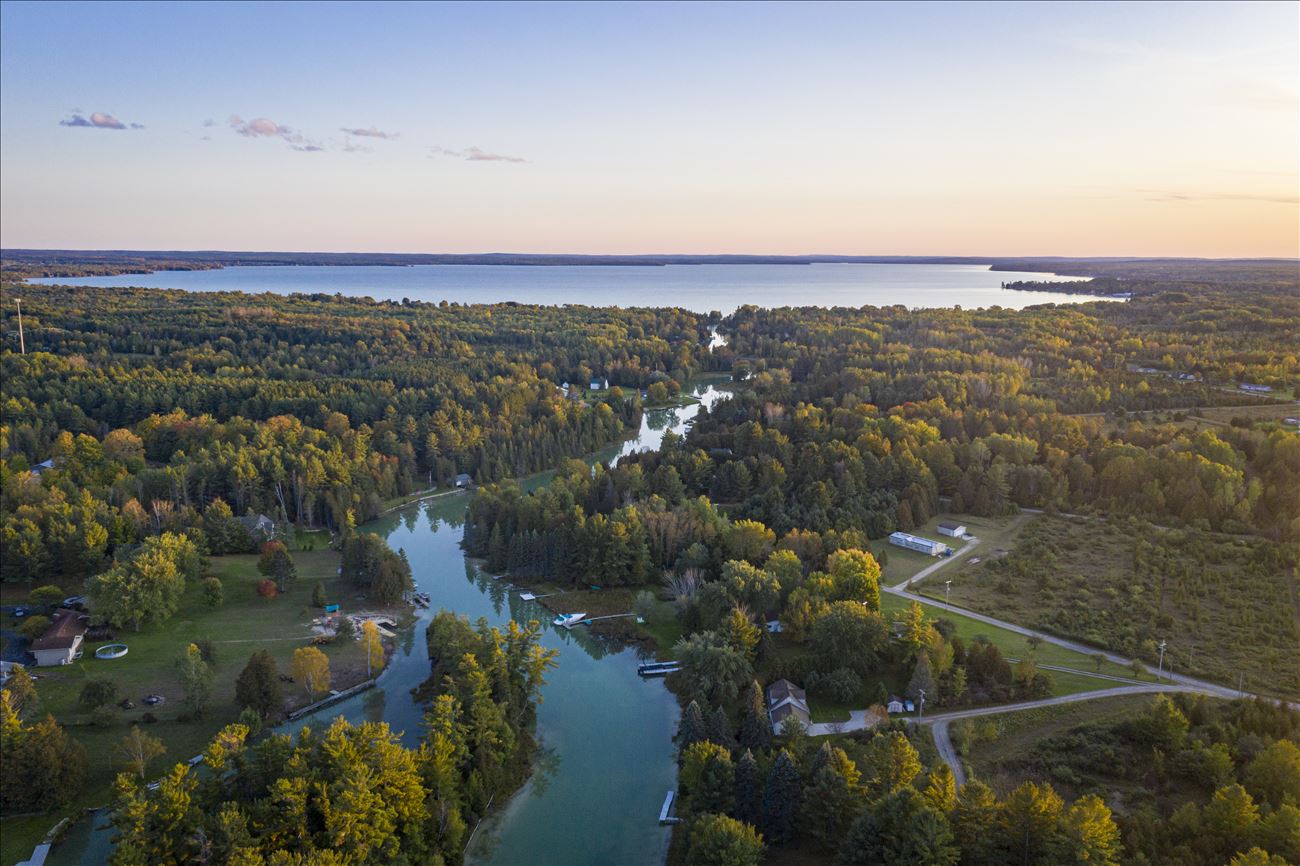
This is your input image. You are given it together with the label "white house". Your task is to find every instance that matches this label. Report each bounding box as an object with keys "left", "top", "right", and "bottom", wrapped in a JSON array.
[
  {"left": 937, "top": 522, "right": 966, "bottom": 538},
  {"left": 30, "top": 609, "right": 88, "bottom": 667},
  {"left": 1240, "top": 383, "right": 1273, "bottom": 393},
  {"left": 886, "top": 695, "right": 905, "bottom": 714}
]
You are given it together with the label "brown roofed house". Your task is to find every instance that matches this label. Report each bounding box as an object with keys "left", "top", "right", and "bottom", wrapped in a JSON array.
[
  {"left": 766, "top": 678, "right": 811, "bottom": 732},
  {"left": 30, "top": 609, "right": 89, "bottom": 667}
]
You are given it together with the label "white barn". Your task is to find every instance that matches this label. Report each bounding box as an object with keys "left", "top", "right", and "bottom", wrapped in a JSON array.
[
  {"left": 937, "top": 522, "right": 966, "bottom": 538},
  {"left": 889, "top": 531, "right": 947, "bottom": 556}
]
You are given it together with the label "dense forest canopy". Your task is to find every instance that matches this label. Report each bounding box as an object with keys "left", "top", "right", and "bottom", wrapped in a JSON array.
[{"left": 0, "top": 284, "right": 721, "bottom": 586}]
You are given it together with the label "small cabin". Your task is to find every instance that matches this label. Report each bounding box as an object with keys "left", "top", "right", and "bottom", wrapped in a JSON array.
[
  {"left": 937, "top": 522, "right": 966, "bottom": 538},
  {"left": 589, "top": 377, "right": 608, "bottom": 391},
  {"left": 886, "top": 696, "right": 905, "bottom": 714}
]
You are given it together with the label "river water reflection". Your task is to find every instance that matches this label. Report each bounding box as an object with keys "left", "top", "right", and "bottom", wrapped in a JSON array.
[{"left": 47, "top": 380, "right": 729, "bottom": 866}]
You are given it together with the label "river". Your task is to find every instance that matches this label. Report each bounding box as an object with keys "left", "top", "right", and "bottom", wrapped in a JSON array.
[
  {"left": 32, "top": 262, "right": 1095, "bottom": 313},
  {"left": 48, "top": 379, "right": 731, "bottom": 866}
]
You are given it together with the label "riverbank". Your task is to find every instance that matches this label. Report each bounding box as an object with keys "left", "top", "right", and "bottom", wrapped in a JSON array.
[{"left": 0, "top": 550, "right": 412, "bottom": 866}]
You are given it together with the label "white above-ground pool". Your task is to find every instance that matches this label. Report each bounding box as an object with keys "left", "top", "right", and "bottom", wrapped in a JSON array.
[{"left": 95, "top": 643, "right": 128, "bottom": 659}]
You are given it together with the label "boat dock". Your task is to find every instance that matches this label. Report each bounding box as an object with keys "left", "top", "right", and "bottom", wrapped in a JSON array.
[
  {"left": 638, "top": 660, "right": 681, "bottom": 677},
  {"left": 658, "top": 790, "right": 682, "bottom": 825}
]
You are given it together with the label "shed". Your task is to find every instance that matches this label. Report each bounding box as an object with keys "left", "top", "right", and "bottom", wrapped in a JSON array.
[
  {"left": 937, "top": 522, "right": 966, "bottom": 538},
  {"left": 886, "top": 696, "right": 905, "bottom": 714},
  {"left": 30, "top": 609, "right": 89, "bottom": 667}
]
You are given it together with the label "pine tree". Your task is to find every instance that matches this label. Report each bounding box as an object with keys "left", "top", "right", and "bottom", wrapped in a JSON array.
[
  {"left": 679, "top": 700, "right": 710, "bottom": 753},
  {"left": 761, "top": 749, "right": 802, "bottom": 844},
  {"left": 907, "top": 653, "right": 936, "bottom": 705},
  {"left": 734, "top": 749, "right": 762, "bottom": 825},
  {"left": 708, "top": 705, "right": 735, "bottom": 750},
  {"left": 737, "top": 681, "right": 771, "bottom": 751}
]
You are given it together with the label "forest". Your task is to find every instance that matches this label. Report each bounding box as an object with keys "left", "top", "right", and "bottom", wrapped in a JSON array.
[
  {"left": 459, "top": 280, "right": 1298, "bottom": 866},
  {"left": 2, "top": 270, "right": 1298, "bottom": 866},
  {"left": 1, "top": 283, "right": 721, "bottom": 588}
]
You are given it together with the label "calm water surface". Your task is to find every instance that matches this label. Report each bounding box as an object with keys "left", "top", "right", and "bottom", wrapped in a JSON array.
[
  {"left": 49, "top": 381, "right": 729, "bottom": 866},
  {"left": 34, "top": 263, "right": 1094, "bottom": 312}
]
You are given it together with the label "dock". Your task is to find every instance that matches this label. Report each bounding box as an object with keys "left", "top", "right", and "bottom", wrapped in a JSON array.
[
  {"left": 658, "top": 790, "right": 682, "bottom": 825},
  {"left": 638, "top": 660, "right": 681, "bottom": 677}
]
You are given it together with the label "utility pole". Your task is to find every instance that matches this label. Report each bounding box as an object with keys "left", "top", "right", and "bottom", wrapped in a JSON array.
[
  {"left": 944, "top": 579, "right": 952, "bottom": 606},
  {"left": 917, "top": 688, "right": 925, "bottom": 721},
  {"left": 15, "top": 298, "right": 24, "bottom": 355},
  {"left": 1238, "top": 671, "right": 1244, "bottom": 697},
  {"left": 1156, "top": 639, "right": 1167, "bottom": 682}
]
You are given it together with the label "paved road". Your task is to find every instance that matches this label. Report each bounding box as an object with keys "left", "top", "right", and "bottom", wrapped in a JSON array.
[
  {"left": 915, "top": 683, "right": 1215, "bottom": 785},
  {"left": 883, "top": 583, "right": 1256, "bottom": 702},
  {"left": 889, "top": 536, "right": 980, "bottom": 592}
]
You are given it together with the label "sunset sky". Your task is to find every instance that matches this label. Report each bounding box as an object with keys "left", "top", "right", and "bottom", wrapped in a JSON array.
[{"left": 1, "top": 0, "right": 1297, "bottom": 256}]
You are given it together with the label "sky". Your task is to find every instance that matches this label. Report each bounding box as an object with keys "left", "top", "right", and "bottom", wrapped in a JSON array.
[{"left": 1, "top": 0, "right": 1297, "bottom": 257}]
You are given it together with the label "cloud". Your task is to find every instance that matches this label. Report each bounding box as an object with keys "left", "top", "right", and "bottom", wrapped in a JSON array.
[
  {"left": 229, "top": 114, "right": 323, "bottom": 152},
  {"left": 1139, "top": 188, "right": 1299, "bottom": 205},
  {"left": 430, "top": 145, "right": 527, "bottom": 163},
  {"left": 59, "top": 111, "right": 138, "bottom": 130},
  {"left": 340, "top": 126, "right": 398, "bottom": 139},
  {"left": 202, "top": 119, "right": 216, "bottom": 128}
]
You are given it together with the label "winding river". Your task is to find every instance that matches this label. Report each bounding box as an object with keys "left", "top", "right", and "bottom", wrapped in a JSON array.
[{"left": 48, "top": 380, "right": 729, "bottom": 866}]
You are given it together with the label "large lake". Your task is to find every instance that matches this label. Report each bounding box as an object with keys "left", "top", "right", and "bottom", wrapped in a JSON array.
[{"left": 34, "top": 263, "right": 1094, "bottom": 312}]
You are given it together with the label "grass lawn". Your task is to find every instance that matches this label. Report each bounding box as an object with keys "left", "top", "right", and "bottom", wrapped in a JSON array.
[
  {"left": 0, "top": 548, "right": 391, "bottom": 866},
  {"left": 878, "top": 511, "right": 1028, "bottom": 588},
  {"left": 879, "top": 594, "right": 1159, "bottom": 692}
]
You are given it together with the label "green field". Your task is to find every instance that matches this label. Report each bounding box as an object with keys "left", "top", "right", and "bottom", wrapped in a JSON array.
[{"left": 0, "top": 549, "right": 384, "bottom": 866}]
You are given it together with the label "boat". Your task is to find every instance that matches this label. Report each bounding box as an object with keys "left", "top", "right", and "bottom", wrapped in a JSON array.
[{"left": 552, "top": 612, "right": 587, "bottom": 629}]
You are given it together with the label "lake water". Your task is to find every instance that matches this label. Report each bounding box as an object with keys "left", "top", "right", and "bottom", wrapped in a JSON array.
[
  {"left": 33, "top": 263, "right": 1093, "bottom": 313},
  {"left": 48, "top": 381, "right": 730, "bottom": 866}
]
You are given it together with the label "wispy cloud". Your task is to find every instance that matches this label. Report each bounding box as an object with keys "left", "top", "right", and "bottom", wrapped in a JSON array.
[
  {"left": 1139, "top": 188, "right": 1299, "bottom": 205},
  {"left": 60, "top": 111, "right": 141, "bottom": 130},
  {"left": 229, "top": 115, "right": 322, "bottom": 152},
  {"left": 430, "top": 145, "right": 527, "bottom": 163},
  {"left": 340, "top": 126, "right": 398, "bottom": 139}
]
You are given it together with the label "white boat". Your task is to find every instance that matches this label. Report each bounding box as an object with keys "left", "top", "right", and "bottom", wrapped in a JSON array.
[{"left": 553, "top": 612, "right": 587, "bottom": 629}]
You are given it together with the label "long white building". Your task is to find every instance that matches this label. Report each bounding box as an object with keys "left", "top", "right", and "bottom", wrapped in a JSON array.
[{"left": 889, "top": 531, "right": 948, "bottom": 556}]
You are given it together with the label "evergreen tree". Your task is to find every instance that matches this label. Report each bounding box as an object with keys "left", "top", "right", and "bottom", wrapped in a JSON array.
[
  {"left": 734, "top": 749, "right": 762, "bottom": 825},
  {"left": 761, "top": 749, "right": 802, "bottom": 844},
  {"left": 235, "top": 649, "right": 283, "bottom": 721},
  {"left": 737, "top": 681, "right": 771, "bottom": 751},
  {"left": 679, "top": 700, "right": 710, "bottom": 753},
  {"left": 681, "top": 741, "right": 736, "bottom": 817},
  {"left": 708, "top": 705, "right": 736, "bottom": 750}
]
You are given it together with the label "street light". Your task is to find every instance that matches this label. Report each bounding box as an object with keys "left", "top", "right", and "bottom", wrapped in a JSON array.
[
  {"left": 1156, "top": 639, "right": 1167, "bottom": 681},
  {"left": 944, "top": 579, "right": 952, "bottom": 606}
]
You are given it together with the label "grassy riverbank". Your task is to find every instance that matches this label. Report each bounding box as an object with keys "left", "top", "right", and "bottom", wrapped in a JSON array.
[{"left": 0, "top": 549, "right": 407, "bottom": 866}]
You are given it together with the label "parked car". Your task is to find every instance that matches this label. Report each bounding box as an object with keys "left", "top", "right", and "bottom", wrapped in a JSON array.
[
  {"left": 11, "top": 607, "right": 26, "bottom": 618},
  {"left": 62, "top": 595, "right": 88, "bottom": 610}
]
